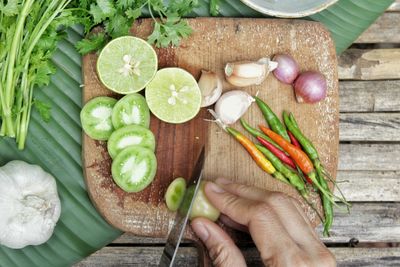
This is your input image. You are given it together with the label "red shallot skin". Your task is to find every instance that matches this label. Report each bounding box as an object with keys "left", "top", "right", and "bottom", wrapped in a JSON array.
[
  {"left": 294, "top": 71, "right": 327, "bottom": 104},
  {"left": 272, "top": 54, "right": 299, "bottom": 84}
]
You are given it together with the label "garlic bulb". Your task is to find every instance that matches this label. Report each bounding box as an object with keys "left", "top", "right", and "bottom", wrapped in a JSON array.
[
  {"left": 198, "top": 70, "right": 223, "bottom": 107},
  {"left": 224, "top": 58, "right": 278, "bottom": 87},
  {"left": 0, "top": 161, "right": 61, "bottom": 249},
  {"left": 214, "top": 90, "right": 255, "bottom": 125}
]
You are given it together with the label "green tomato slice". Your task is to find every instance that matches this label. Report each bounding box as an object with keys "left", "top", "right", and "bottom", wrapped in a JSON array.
[
  {"left": 111, "top": 146, "right": 157, "bottom": 193},
  {"left": 80, "top": 96, "right": 117, "bottom": 141},
  {"left": 112, "top": 93, "right": 150, "bottom": 129},
  {"left": 165, "top": 177, "right": 187, "bottom": 212},
  {"left": 107, "top": 125, "right": 156, "bottom": 159}
]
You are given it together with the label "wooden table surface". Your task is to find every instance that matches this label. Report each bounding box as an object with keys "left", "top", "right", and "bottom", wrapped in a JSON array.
[{"left": 76, "top": 2, "right": 400, "bottom": 266}]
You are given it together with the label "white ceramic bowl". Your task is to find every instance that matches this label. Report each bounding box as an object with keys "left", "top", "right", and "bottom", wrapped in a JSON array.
[{"left": 240, "top": 0, "right": 338, "bottom": 18}]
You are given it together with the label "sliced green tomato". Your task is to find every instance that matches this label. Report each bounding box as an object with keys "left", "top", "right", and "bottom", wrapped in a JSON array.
[
  {"left": 189, "top": 181, "right": 220, "bottom": 221},
  {"left": 80, "top": 96, "right": 117, "bottom": 140},
  {"left": 112, "top": 93, "right": 150, "bottom": 129},
  {"left": 107, "top": 125, "right": 156, "bottom": 159},
  {"left": 165, "top": 177, "right": 187, "bottom": 212},
  {"left": 111, "top": 146, "right": 157, "bottom": 193},
  {"left": 97, "top": 36, "right": 158, "bottom": 94},
  {"left": 145, "top": 68, "right": 202, "bottom": 124}
]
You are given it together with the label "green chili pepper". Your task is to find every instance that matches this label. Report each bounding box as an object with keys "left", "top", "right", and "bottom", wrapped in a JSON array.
[
  {"left": 256, "top": 144, "right": 307, "bottom": 198},
  {"left": 283, "top": 111, "right": 347, "bottom": 237},
  {"left": 255, "top": 96, "right": 290, "bottom": 141},
  {"left": 240, "top": 118, "right": 283, "bottom": 151}
]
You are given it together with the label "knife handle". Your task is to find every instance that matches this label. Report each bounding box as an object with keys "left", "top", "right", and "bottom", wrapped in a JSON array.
[{"left": 195, "top": 240, "right": 213, "bottom": 267}]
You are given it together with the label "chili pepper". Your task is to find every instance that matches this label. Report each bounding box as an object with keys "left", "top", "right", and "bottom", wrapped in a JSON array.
[
  {"left": 254, "top": 96, "right": 290, "bottom": 141},
  {"left": 259, "top": 125, "right": 337, "bottom": 206},
  {"left": 287, "top": 130, "right": 313, "bottom": 184},
  {"left": 284, "top": 111, "right": 349, "bottom": 236},
  {"left": 240, "top": 118, "right": 283, "bottom": 151},
  {"left": 260, "top": 125, "right": 314, "bottom": 174},
  {"left": 226, "top": 127, "right": 286, "bottom": 182},
  {"left": 288, "top": 130, "right": 301, "bottom": 148},
  {"left": 256, "top": 144, "right": 307, "bottom": 197},
  {"left": 257, "top": 136, "right": 296, "bottom": 169}
]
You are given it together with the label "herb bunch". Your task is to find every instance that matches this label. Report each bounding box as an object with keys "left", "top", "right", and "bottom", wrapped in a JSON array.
[{"left": 75, "top": 0, "right": 199, "bottom": 54}]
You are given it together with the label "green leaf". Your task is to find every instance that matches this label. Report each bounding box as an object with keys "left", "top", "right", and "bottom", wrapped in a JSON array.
[
  {"left": 1, "top": 0, "right": 19, "bottom": 16},
  {"left": 75, "top": 32, "right": 107, "bottom": 54},
  {"left": 33, "top": 99, "right": 51, "bottom": 123},
  {"left": 0, "top": 26, "right": 121, "bottom": 267},
  {"left": 126, "top": 8, "right": 142, "bottom": 19}
]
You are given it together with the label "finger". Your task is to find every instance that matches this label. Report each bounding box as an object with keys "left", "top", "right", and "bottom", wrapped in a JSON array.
[
  {"left": 204, "top": 181, "right": 299, "bottom": 261},
  {"left": 191, "top": 218, "right": 246, "bottom": 267},
  {"left": 219, "top": 214, "right": 248, "bottom": 233},
  {"left": 215, "top": 179, "right": 323, "bottom": 251}
]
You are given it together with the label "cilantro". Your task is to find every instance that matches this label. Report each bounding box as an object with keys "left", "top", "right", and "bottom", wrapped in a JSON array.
[
  {"left": 210, "top": 0, "right": 220, "bottom": 16},
  {"left": 75, "top": 0, "right": 199, "bottom": 54},
  {"left": 34, "top": 100, "right": 52, "bottom": 123}
]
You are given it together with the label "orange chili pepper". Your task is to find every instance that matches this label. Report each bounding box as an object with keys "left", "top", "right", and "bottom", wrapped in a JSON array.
[
  {"left": 259, "top": 125, "right": 314, "bottom": 175},
  {"left": 226, "top": 127, "right": 276, "bottom": 174}
]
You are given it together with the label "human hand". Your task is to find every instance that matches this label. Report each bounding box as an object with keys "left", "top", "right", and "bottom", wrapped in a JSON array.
[{"left": 191, "top": 178, "right": 336, "bottom": 267}]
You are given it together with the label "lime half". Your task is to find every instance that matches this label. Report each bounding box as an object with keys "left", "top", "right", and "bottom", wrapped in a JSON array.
[
  {"left": 145, "top": 68, "right": 201, "bottom": 124},
  {"left": 97, "top": 36, "right": 158, "bottom": 94}
]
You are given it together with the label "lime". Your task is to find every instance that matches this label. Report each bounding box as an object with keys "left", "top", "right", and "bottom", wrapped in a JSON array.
[
  {"left": 145, "top": 68, "right": 201, "bottom": 124},
  {"left": 97, "top": 36, "right": 158, "bottom": 94}
]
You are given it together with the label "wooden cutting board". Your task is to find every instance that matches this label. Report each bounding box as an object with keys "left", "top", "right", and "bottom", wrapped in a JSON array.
[{"left": 82, "top": 18, "right": 339, "bottom": 240}]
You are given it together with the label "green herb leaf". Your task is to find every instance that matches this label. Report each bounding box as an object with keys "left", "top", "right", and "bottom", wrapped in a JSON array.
[
  {"left": 76, "top": 32, "right": 107, "bottom": 54},
  {"left": 34, "top": 100, "right": 51, "bottom": 123}
]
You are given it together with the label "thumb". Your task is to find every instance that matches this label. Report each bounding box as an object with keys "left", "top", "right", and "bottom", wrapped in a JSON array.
[{"left": 191, "top": 218, "right": 246, "bottom": 267}]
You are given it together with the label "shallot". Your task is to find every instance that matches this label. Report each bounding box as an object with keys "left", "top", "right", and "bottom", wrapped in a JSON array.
[
  {"left": 272, "top": 54, "right": 299, "bottom": 84},
  {"left": 294, "top": 71, "right": 327, "bottom": 103}
]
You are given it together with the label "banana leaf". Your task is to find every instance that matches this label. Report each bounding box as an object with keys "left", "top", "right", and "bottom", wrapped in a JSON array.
[{"left": 0, "top": 0, "right": 393, "bottom": 266}]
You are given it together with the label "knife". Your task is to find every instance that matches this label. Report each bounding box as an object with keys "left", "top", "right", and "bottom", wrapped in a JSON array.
[{"left": 158, "top": 147, "right": 205, "bottom": 267}]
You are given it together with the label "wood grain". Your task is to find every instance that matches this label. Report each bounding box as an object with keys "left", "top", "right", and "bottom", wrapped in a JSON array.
[
  {"left": 338, "top": 49, "right": 400, "bottom": 80},
  {"left": 74, "top": 246, "right": 400, "bottom": 267},
  {"left": 339, "top": 113, "right": 400, "bottom": 142},
  {"left": 356, "top": 13, "right": 400, "bottom": 43},
  {"left": 82, "top": 18, "right": 339, "bottom": 238},
  {"left": 111, "top": 202, "right": 400, "bottom": 244},
  {"left": 339, "top": 144, "right": 400, "bottom": 171},
  {"left": 339, "top": 80, "right": 400, "bottom": 112}
]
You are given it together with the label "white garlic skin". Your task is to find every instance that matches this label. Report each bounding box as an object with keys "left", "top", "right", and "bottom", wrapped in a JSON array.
[
  {"left": 214, "top": 90, "right": 255, "bottom": 125},
  {"left": 0, "top": 161, "right": 61, "bottom": 249},
  {"left": 224, "top": 58, "right": 278, "bottom": 87},
  {"left": 198, "top": 70, "right": 223, "bottom": 107}
]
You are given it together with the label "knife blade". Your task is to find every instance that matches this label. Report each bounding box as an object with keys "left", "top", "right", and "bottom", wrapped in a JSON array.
[{"left": 158, "top": 147, "right": 205, "bottom": 267}]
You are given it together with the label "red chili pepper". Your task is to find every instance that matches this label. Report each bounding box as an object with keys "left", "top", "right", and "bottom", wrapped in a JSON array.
[
  {"left": 257, "top": 136, "right": 296, "bottom": 170},
  {"left": 288, "top": 130, "right": 301, "bottom": 148}
]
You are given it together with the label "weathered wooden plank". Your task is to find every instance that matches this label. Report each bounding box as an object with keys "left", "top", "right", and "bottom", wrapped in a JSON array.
[
  {"left": 336, "top": 171, "right": 400, "bottom": 202},
  {"left": 356, "top": 13, "right": 400, "bottom": 43},
  {"left": 388, "top": 0, "right": 400, "bottom": 11},
  {"left": 339, "top": 80, "right": 400, "bottom": 112},
  {"left": 339, "top": 113, "right": 400, "bottom": 142},
  {"left": 338, "top": 49, "right": 400, "bottom": 80},
  {"left": 75, "top": 247, "right": 400, "bottom": 267},
  {"left": 113, "top": 203, "right": 400, "bottom": 244},
  {"left": 339, "top": 144, "right": 400, "bottom": 171},
  {"left": 319, "top": 203, "right": 400, "bottom": 243}
]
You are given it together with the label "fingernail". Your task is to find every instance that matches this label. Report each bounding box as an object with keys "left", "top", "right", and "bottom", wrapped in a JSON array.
[
  {"left": 192, "top": 222, "right": 209, "bottom": 242},
  {"left": 216, "top": 178, "right": 233, "bottom": 185},
  {"left": 208, "top": 182, "right": 225, "bottom": 193}
]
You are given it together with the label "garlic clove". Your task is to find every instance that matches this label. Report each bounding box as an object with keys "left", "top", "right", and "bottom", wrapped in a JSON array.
[
  {"left": 214, "top": 90, "right": 255, "bottom": 125},
  {"left": 198, "top": 70, "right": 223, "bottom": 107},
  {"left": 224, "top": 57, "right": 278, "bottom": 87}
]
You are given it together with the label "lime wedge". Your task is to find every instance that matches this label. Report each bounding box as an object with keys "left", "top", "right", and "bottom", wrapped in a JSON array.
[
  {"left": 145, "top": 68, "right": 201, "bottom": 124},
  {"left": 97, "top": 36, "right": 158, "bottom": 94}
]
